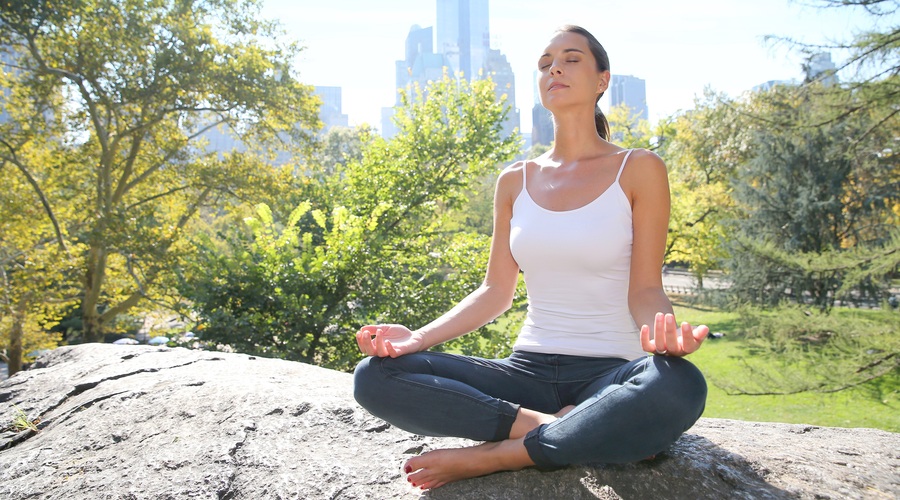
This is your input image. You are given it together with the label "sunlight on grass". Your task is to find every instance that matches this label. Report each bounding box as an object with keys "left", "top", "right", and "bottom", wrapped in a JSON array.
[{"left": 675, "top": 303, "right": 899, "bottom": 432}]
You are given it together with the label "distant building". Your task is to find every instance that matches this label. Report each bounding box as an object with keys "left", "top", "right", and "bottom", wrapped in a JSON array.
[
  {"left": 752, "top": 79, "right": 797, "bottom": 92},
  {"left": 609, "top": 74, "right": 648, "bottom": 120},
  {"left": 531, "top": 104, "right": 554, "bottom": 147},
  {"left": 483, "top": 47, "right": 519, "bottom": 139},
  {"left": 314, "top": 86, "right": 349, "bottom": 131},
  {"left": 384, "top": 0, "right": 520, "bottom": 139},
  {"left": 380, "top": 107, "right": 399, "bottom": 139},
  {"left": 384, "top": 25, "right": 451, "bottom": 138},
  {"left": 198, "top": 120, "right": 243, "bottom": 153},
  {"left": 1, "top": 47, "right": 18, "bottom": 124},
  {"left": 436, "top": 0, "right": 489, "bottom": 80},
  {"left": 805, "top": 52, "right": 837, "bottom": 86},
  {"left": 531, "top": 69, "right": 554, "bottom": 147},
  {"left": 752, "top": 52, "right": 837, "bottom": 94},
  {"left": 435, "top": 0, "right": 518, "bottom": 137}
]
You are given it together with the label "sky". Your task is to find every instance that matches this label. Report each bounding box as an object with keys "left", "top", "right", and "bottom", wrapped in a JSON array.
[{"left": 260, "top": 0, "right": 882, "bottom": 132}]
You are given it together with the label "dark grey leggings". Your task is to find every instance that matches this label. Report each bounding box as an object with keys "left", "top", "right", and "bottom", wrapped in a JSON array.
[{"left": 353, "top": 350, "right": 707, "bottom": 470}]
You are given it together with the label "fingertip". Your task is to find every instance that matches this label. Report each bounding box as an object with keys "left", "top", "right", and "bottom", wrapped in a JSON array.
[
  {"left": 695, "top": 324, "right": 710, "bottom": 340},
  {"left": 640, "top": 325, "right": 654, "bottom": 350}
]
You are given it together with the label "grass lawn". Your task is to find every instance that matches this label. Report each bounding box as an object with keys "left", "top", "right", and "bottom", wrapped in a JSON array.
[{"left": 675, "top": 302, "right": 899, "bottom": 433}]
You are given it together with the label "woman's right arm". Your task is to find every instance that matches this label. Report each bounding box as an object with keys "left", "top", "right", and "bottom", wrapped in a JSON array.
[{"left": 356, "top": 163, "right": 524, "bottom": 358}]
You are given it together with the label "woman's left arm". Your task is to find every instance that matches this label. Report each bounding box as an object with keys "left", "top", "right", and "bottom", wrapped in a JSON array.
[{"left": 623, "top": 150, "right": 708, "bottom": 357}]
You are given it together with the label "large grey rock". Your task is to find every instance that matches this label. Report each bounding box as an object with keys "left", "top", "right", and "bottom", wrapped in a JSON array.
[{"left": 0, "top": 344, "right": 896, "bottom": 499}]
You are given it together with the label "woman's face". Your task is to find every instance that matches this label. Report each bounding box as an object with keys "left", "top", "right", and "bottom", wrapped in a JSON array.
[{"left": 537, "top": 31, "right": 609, "bottom": 111}]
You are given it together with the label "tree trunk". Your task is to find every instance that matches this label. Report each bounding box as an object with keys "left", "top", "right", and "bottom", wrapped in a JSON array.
[
  {"left": 81, "top": 302, "right": 104, "bottom": 343},
  {"left": 82, "top": 245, "right": 108, "bottom": 343},
  {"left": 7, "top": 298, "right": 26, "bottom": 376}
]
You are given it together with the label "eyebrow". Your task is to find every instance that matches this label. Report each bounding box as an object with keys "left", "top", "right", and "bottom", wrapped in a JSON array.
[{"left": 539, "top": 48, "right": 586, "bottom": 59}]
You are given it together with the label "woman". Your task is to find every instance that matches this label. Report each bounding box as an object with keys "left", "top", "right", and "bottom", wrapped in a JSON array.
[{"left": 353, "top": 25, "right": 709, "bottom": 491}]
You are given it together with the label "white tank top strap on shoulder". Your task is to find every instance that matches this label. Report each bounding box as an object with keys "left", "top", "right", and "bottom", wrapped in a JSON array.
[{"left": 614, "top": 148, "right": 634, "bottom": 182}]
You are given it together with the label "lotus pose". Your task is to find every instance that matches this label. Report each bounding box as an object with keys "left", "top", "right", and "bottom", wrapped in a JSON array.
[{"left": 353, "top": 25, "right": 709, "bottom": 491}]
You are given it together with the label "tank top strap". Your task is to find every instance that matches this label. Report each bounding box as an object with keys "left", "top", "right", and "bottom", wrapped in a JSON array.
[
  {"left": 614, "top": 149, "right": 635, "bottom": 182},
  {"left": 522, "top": 160, "right": 528, "bottom": 184}
]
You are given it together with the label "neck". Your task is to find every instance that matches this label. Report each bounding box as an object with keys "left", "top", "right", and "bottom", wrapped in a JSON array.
[{"left": 548, "top": 109, "right": 608, "bottom": 162}]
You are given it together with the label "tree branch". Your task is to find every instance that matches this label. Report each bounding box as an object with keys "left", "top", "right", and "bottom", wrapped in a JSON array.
[{"left": 0, "top": 139, "right": 68, "bottom": 253}]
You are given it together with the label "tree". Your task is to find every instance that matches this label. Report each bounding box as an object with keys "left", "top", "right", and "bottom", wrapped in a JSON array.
[
  {"left": 768, "top": 0, "right": 898, "bottom": 140},
  {"left": 710, "top": 1, "right": 900, "bottom": 396},
  {"left": 607, "top": 103, "right": 652, "bottom": 150},
  {"left": 646, "top": 91, "right": 751, "bottom": 284},
  {"left": 0, "top": 0, "right": 320, "bottom": 342},
  {"left": 180, "top": 75, "right": 520, "bottom": 370},
  {"left": 726, "top": 76, "right": 898, "bottom": 310}
]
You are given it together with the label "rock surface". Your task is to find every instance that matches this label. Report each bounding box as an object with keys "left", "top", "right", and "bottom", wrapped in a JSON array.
[{"left": 0, "top": 344, "right": 897, "bottom": 499}]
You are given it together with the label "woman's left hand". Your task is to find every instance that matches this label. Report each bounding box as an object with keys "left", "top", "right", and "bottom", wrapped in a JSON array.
[{"left": 640, "top": 312, "right": 709, "bottom": 357}]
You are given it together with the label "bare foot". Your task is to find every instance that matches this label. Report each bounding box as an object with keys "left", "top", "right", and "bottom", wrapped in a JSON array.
[
  {"left": 402, "top": 405, "right": 578, "bottom": 490},
  {"left": 404, "top": 439, "right": 533, "bottom": 490}
]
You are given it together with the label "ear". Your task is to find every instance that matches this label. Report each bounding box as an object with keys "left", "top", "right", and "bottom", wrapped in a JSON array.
[{"left": 597, "top": 71, "right": 611, "bottom": 94}]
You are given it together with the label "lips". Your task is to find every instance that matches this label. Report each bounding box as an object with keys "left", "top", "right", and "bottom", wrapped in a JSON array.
[{"left": 548, "top": 82, "right": 568, "bottom": 91}]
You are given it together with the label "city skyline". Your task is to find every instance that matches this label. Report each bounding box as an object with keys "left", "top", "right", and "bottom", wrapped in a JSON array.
[{"left": 262, "top": 0, "right": 881, "bottom": 132}]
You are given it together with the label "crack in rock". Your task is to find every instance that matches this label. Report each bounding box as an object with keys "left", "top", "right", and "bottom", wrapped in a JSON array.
[
  {"left": 364, "top": 423, "right": 391, "bottom": 433},
  {"left": 217, "top": 421, "right": 257, "bottom": 500},
  {"left": 1, "top": 357, "right": 224, "bottom": 453}
]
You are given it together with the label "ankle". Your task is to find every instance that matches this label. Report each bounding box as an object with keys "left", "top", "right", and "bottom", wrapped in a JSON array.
[{"left": 509, "top": 408, "right": 556, "bottom": 440}]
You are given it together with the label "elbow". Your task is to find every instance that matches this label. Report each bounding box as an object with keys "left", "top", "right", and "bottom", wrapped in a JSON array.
[
  {"left": 480, "top": 282, "right": 516, "bottom": 315},
  {"left": 628, "top": 285, "right": 664, "bottom": 309}
]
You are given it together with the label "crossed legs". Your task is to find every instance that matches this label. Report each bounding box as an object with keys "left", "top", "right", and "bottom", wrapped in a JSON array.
[{"left": 353, "top": 351, "right": 706, "bottom": 490}]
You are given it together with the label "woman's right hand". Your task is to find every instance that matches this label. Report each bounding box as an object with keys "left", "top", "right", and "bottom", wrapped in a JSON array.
[{"left": 355, "top": 324, "right": 425, "bottom": 358}]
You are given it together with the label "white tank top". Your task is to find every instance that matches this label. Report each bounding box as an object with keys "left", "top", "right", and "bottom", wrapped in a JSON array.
[{"left": 508, "top": 149, "right": 645, "bottom": 361}]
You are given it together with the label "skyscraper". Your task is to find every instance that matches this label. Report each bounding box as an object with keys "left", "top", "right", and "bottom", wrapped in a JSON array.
[
  {"left": 383, "top": 25, "right": 451, "bottom": 138},
  {"left": 1, "top": 48, "right": 17, "bottom": 124},
  {"left": 483, "top": 47, "right": 519, "bottom": 139},
  {"left": 384, "top": 0, "right": 519, "bottom": 139},
  {"left": 436, "top": 0, "right": 518, "bottom": 137},
  {"left": 805, "top": 52, "right": 837, "bottom": 86},
  {"left": 436, "top": 0, "right": 489, "bottom": 79},
  {"left": 531, "top": 71, "right": 554, "bottom": 147},
  {"left": 609, "top": 74, "right": 648, "bottom": 121},
  {"left": 314, "top": 86, "right": 349, "bottom": 131}
]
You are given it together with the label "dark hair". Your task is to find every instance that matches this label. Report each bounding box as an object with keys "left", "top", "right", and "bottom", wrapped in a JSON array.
[{"left": 555, "top": 25, "right": 611, "bottom": 141}]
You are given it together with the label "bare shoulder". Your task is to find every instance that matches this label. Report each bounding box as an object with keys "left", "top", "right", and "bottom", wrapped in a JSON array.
[
  {"left": 624, "top": 148, "right": 666, "bottom": 173},
  {"left": 495, "top": 160, "right": 527, "bottom": 205},
  {"left": 499, "top": 159, "right": 528, "bottom": 177},
  {"left": 620, "top": 148, "right": 669, "bottom": 197}
]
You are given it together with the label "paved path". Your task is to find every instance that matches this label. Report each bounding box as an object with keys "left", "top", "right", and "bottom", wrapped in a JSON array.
[{"left": 662, "top": 268, "right": 729, "bottom": 291}]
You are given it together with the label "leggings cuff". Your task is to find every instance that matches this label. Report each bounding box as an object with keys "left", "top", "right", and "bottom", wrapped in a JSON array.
[
  {"left": 492, "top": 400, "right": 521, "bottom": 442},
  {"left": 524, "top": 423, "right": 566, "bottom": 471}
]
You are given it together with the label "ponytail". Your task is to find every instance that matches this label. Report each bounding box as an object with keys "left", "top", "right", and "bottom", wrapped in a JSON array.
[{"left": 594, "top": 105, "right": 609, "bottom": 141}]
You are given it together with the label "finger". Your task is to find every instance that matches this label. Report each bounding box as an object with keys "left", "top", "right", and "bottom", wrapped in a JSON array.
[
  {"left": 374, "top": 328, "right": 389, "bottom": 357},
  {"left": 653, "top": 313, "right": 666, "bottom": 352},
  {"left": 356, "top": 327, "right": 375, "bottom": 355},
  {"left": 680, "top": 322, "right": 699, "bottom": 353},
  {"left": 664, "top": 313, "right": 679, "bottom": 354},
  {"left": 693, "top": 324, "right": 710, "bottom": 343},
  {"left": 386, "top": 340, "right": 400, "bottom": 358},
  {"left": 640, "top": 324, "right": 655, "bottom": 352}
]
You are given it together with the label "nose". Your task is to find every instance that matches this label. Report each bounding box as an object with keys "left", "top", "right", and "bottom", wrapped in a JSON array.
[{"left": 549, "top": 62, "right": 563, "bottom": 75}]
